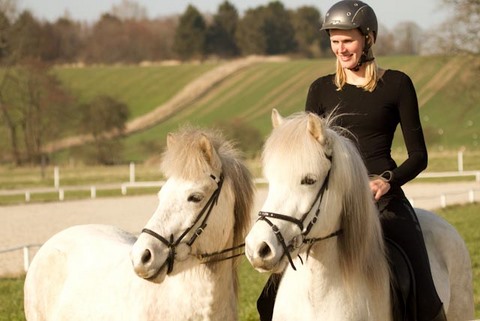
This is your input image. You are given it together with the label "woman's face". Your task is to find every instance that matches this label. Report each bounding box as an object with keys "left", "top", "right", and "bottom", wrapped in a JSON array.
[{"left": 329, "top": 29, "right": 365, "bottom": 70}]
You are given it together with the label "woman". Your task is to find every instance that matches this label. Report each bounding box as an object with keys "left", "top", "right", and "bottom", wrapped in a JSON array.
[{"left": 257, "top": 1, "right": 446, "bottom": 320}]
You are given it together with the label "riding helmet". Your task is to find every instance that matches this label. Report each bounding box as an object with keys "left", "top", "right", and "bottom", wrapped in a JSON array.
[{"left": 321, "top": 0, "right": 378, "bottom": 42}]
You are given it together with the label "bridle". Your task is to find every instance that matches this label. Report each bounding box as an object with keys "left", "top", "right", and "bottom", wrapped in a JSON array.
[
  {"left": 257, "top": 154, "right": 343, "bottom": 271},
  {"left": 141, "top": 173, "right": 244, "bottom": 274}
]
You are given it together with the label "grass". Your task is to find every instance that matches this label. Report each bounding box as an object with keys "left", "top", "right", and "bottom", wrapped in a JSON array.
[
  {"left": 117, "top": 56, "right": 480, "bottom": 161},
  {"left": 0, "top": 278, "right": 24, "bottom": 321},
  {"left": 1, "top": 203, "right": 479, "bottom": 320},
  {"left": 5, "top": 55, "right": 473, "bottom": 163},
  {"left": 437, "top": 203, "right": 480, "bottom": 315},
  {"left": 55, "top": 63, "right": 219, "bottom": 118}
]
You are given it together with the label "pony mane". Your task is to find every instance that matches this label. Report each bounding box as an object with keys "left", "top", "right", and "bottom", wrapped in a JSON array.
[
  {"left": 263, "top": 112, "right": 388, "bottom": 288},
  {"left": 161, "top": 126, "right": 255, "bottom": 290},
  {"left": 326, "top": 121, "right": 388, "bottom": 287}
]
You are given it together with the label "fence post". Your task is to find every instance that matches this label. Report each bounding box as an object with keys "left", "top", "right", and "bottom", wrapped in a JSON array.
[
  {"left": 59, "top": 189, "right": 64, "bottom": 201},
  {"left": 23, "top": 246, "right": 30, "bottom": 272},
  {"left": 121, "top": 184, "right": 127, "bottom": 195},
  {"left": 457, "top": 150, "right": 464, "bottom": 172},
  {"left": 440, "top": 194, "right": 447, "bottom": 208},
  {"left": 468, "top": 190, "right": 475, "bottom": 203},
  {"left": 91, "top": 186, "right": 96, "bottom": 199},
  {"left": 54, "top": 166, "right": 60, "bottom": 189},
  {"left": 25, "top": 191, "right": 31, "bottom": 202},
  {"left": 129, "top": 162, "right": 135, "bottom": 183}
]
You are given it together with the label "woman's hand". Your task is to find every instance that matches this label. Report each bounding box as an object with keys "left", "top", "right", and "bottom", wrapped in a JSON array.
[{"left": 369, "top": 178, "right": 390, "bottom": 201}]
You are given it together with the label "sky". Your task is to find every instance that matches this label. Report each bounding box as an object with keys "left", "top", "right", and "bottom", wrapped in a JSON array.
[{"left": 18, "top": 0, "right": 450, "bottom": 31}]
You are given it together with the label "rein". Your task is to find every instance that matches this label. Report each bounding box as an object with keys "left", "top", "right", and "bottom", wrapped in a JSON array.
[
  {"left": 141, "top": 173, "right": 243, "bottom": 273},
  {"left": 257, "top": 154, "right": 343, "bottom": 271}
]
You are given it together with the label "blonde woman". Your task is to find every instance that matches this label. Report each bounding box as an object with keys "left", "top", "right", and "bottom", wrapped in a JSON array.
[{"left": 304, "top": 1, "right": 445, "bottom": 320}]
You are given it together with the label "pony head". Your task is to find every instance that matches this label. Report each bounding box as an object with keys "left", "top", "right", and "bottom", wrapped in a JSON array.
[
  {"left": 246, "top": 109, "right": 384, "bottom": 279},
  {"left": 131, "top": 127, "right": 254, "bottom": 283}
]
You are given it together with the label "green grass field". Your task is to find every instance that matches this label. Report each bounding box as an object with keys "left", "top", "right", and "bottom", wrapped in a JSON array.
[
  {"left": 13, "top": 55, "right": 477, "bottom": 164},
  {"left": 1, "top": 203, "right": 479, "bottom": 320}
]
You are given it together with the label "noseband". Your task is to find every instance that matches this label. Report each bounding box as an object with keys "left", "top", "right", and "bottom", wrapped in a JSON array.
[
  {"left": 257, "top": 154, "right": 343, "bottom": 270},
  {"left": 141, "top": 173, "right": 225, "bottom": 274}
]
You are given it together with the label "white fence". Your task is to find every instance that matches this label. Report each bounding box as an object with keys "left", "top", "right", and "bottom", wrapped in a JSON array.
[
  {"left": 1, "top": 184, "right": 479, "bottom": 276},
  {"left": 0, "top": 244, "right": 41, "bottom": 275}
]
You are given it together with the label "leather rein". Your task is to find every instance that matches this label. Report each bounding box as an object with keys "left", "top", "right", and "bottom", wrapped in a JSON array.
[
  {"left": 257, "top": 154, "right": 343, "bottom": 271},
  {"left": 141, "top": 173, "right": 244, "bottom": 274}
]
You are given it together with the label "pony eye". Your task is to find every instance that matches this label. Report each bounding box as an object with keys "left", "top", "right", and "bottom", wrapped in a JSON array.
[
  {"left": 188, "top": 193, "right": 204, "bottom": 203},
  {"left": 301, "top": 176, "right": 317, "bottom": 185}
]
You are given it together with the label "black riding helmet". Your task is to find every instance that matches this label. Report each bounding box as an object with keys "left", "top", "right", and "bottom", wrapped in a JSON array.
[{"left": 321, "top": 0, "right": 378, "bottom": 70}]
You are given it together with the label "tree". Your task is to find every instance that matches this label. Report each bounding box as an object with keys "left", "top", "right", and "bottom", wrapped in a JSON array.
[
  {"left": 0, "top": 10, "right": 10, "bottom": 61},
  {"left": 440, "top": 0, "right": 480, "bottom": 54},
  {"left": 262, "top": 2, "right": 296, "bottom": 54},
  {"left": 290, "top": 6, "right": 324, "bottom": 57},
  {"left": 78, "top": 95, "right": 130, "bottom": 164},
  {"left": 110, "top": 0, "right": 148, "bottom": 21},
  {"left": 206, "top": 1, "right": 239, "bottom": 58},
  {"left": 173, "top": 5, "right": 206, "bottom": 61},
  {"left": 236, "top": 7, "right": 267, "bottom": 55},
  {"left": 148, "top": 17, "right": 177, "bottom": 61},
  {"left": 49, "top": 17, "right": 84, "bottom": 63},
  {"left": 393, "top": 22, "right": 422, "bottom": 55},
  {"left": 8, "top": 10, "right": 44, "bottom": 61},
  {"left": 236, "top": 2, "right": 296, "bottom": 55},
  {"left": 0, "top": 59, "right": 74, "bottom": 164},
  {"left": 374, "top": 24, "right": 395, "bottom": 56},
  {"left": 0, "top": 0, "right": 17, "bottom": 22},
  {"left": 84, "top": 14, "right": 126, "bottom": 63}
]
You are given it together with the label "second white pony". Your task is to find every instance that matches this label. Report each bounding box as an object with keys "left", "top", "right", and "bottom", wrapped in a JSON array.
[{"left": 24, "top": 127, "right": 254, "bottom": 321}]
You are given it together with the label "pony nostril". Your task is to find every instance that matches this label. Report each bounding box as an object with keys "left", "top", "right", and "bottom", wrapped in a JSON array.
[
  {"left": 259, "top": 242, "right": 272, "bottom": 258},
  {"left": 141, "top": 249, "right": 152, "bottom": 265}
]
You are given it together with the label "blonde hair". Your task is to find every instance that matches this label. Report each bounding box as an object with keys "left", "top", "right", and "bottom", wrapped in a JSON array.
[{"left": 334, "top": 33, "right": 379, "bottom": 92}]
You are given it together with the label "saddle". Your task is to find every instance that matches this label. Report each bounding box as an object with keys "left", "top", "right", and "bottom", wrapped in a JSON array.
[{"left": 386, "top": 237, "right": 417, "bottom": 321}]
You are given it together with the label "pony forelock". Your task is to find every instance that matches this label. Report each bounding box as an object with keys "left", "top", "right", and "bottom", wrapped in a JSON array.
[{"left": 161, "top": 126, "right": 255, "bottom": 294}]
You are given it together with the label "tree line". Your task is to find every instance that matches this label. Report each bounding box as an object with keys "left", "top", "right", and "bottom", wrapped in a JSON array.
[{"left": 0, "top": 0, "right": 446, "bottom": 65}]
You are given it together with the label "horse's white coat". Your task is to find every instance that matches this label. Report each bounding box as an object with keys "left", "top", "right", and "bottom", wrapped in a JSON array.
[
  {"left": 245, "top": 110, "right": 474, "bottom": 321},
  {"left": 24, "top": 128, "right": 254, "bottom": 321}
]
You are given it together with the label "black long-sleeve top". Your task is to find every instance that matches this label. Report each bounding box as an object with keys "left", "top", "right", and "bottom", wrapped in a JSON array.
[{"left": 305, "top": 69, "right": 427, "bottom": 187}]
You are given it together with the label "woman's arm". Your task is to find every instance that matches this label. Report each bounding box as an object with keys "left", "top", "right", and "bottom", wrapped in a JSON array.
[{"left": 391, "top": 73, "right": 428, "bottom": 186}]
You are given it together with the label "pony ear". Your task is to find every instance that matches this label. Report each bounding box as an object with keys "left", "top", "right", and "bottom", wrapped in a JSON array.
[
  {"left": 271, "top": 108, "right": 284, "bottom": 128},
  {"left": 307, "top": 113, "right": 331, "bottom": 150},
  {"left": 166, "top": 132, "right": 175, "bottom": 149},
  {"left": 199, "top": 134, "right": 221, "bottom": 170}
]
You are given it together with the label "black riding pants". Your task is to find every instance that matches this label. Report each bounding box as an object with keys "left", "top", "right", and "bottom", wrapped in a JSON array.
[{"left": 378, "top": 190, "right": 443, "bottom": 321}]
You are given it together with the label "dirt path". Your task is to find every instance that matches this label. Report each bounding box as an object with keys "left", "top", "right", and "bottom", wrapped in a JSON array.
[
  {"left": 43, "top": 56, "right": 288, "bottom": 153},
  {"left": 1, "top": 181, "right": 478, "bottom": 277}
]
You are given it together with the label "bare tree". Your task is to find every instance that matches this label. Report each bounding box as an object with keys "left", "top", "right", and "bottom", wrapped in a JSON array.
[
  {"left": 374, "top": 24, "right": 395, "bottom": 56},
  {"left": 111, "top": 0, "right": 148, "bottom": 21},
  {"left": 394, "top": 22, "right": 423, "bottom": 55},
  {"left": 78, "top": 95, "right": 130, "bottom": 164},
  {"left": 437, "top": 0, "right": 480, "bottom": 54},
  {"left": 0, "top": 59, "right": 73, "bottom": 164},
  {"left": 0, "top": 0, "right": 17, "bottom": 21}
]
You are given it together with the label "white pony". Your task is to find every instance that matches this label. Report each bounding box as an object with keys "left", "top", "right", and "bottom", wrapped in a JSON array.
[
  {"left": 24, "top": 127, "right": 254, "bottom": 321},
  {"left": 245, "top": 109, "right": 474, "bottom": 321}
]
